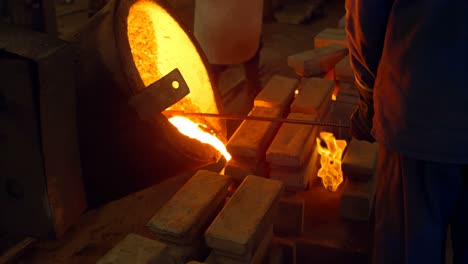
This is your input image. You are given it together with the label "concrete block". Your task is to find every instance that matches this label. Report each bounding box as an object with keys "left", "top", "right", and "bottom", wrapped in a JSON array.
[
  {"left": 205, "top": 176, "right": 283, "bottom": 256},
  {"left": 332, "top": 84, "right": 358, "bottom": 130},
  {"left": 273, "top": 197, "right": 304, "bottom": 236},
  {"left": 338, "top": 82, "right": 358, "bottom": 97},
  {"left": 274, "top": 1, "right": 323, "bottom": 25},
  {"left": 314, "top": 28, "right": 347, "bottom": 48},
  {"left": 337, "top": 15, "right": 346, "bottom": 28},
  {"left": 97, "top": 233, "right": 174, "bottom": 264},
  {"left": 168, "top": 240, "right": 209, "bottom": 264},
  {"left": 287, "top": 45, "right": 348, "bottom": 77},
  {"left": 148, "top": 170, "right": 232, "bottom": 244},
  {"left": 263, "top": 0, "right": 283, "bottom": 20},
  {"left": 271, "top": 237, "right": 296, "bottom": 264},
  {"left": 267, "top": 113, "right": 317, "bottom": 168},
  {"left": 204, "top": 251, "right": 217, "bottom": 264},
  {"left": 227, "top": 107, "right": 283, "bottom": 162},
  {"left": 270, "top": 145, "right": 319, "bottom": 191},
  {"left": 342, "top": 140, "right": 378, "bottom": 181},
  {"left": 254, "top": 75, "right": 299, "bottom": 109},
  {"left": 225, "top": 159, "right": 269, "bottom": 183},
  {"left": 290, "top": 78, "right": 335, "bottom": 119},
  {"left": 340, "top": 173, "right": 376, "bottom": 222},
  {"left": 336, "top": 93, "right": 359, "bottom": 105},
  {"left": 268, "top": 243, "right": 285, "bottom": 264},
  {"left": 336, "top": 82, "right": 359, "bottom": 105},
  {"left": 335, "top": 56, "right": 354, "bottom": 83},
  {"left": 331, "top": 101, "right": 355, "bottom": 121},
  {"left": 213, "top": 226, "right": 274, "bottom": 264}
]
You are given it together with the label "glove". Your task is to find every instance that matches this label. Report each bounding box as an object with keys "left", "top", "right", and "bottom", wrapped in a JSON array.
[{"left": 350, "top": 83, "right": 375, "bottom": 143}]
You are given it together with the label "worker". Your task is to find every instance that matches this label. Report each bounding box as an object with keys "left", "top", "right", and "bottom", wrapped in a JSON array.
[{"left": 345, "top": 0, "right": 468, "bottom": 263}]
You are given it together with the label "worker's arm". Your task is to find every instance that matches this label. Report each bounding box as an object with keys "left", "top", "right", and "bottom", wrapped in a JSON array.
[
  {"left": 345, "top": 0, "right": 393, "bottom": 142},
  {"left": 345, "top": 0, "right": 393, "bottom": 89}
]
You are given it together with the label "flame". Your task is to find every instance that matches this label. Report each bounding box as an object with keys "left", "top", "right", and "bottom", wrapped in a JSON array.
[
  {"left": 331, "top": 92, "right": 337, "bottom": 101},
  {"left": 331, "top": 84, "right": 339, "bottom": 101},
  {"left": 169, "top": 116, "right": 232, "bottom": 161},
  {"left": 316, "top": 132, "right": 347, "bottom": 191}
]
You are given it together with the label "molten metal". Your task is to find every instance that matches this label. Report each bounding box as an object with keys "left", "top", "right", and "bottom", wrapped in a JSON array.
[
  {"left": 316, "top": 132, "right": 347, "bottom": 191},
  {"left": 127, "top": 0, "right": 230, "bottom": 161},
  {"left": 169, "top": 116, "right": 232, "bottom": 161},
  {"left": 127, "top": 0, "right": 218, "bottom": 115}
]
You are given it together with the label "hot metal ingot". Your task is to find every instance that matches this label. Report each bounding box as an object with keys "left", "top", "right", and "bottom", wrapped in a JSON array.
[{"left": 129, "top": 68, "right": 190, "bottom": 121}]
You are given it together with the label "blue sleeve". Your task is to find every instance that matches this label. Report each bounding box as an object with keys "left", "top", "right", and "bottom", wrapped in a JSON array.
[{"left": 345, "top": 0, "right": 394, "bottom": 91}]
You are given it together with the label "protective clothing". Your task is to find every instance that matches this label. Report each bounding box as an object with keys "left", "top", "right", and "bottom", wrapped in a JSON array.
[
  {"left": 350, "top": 79, "right": 375, "bottom": 143},
  {"left": 346, "top": 1, "right": 468, "bottom": 262},
  {"left": 374, "top": 144, "right": 468, "bottom": 264},
  {"left": 345, "top": 0, "right": 468, "bottom": 163}
]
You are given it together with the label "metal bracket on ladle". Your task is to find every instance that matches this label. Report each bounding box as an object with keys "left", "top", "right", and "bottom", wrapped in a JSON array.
[{"left": 129, "top": 68, "right": 190, "bottom": 121}]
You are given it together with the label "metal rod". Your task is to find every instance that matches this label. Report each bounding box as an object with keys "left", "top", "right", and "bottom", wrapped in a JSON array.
[{"left": 164, "top": 111, "right": 351, "bottom": 128}]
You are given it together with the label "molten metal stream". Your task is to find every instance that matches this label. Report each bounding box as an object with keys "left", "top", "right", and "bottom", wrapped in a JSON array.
[{"left": 169, "top": 116, "right": 232, "bottom": 161}]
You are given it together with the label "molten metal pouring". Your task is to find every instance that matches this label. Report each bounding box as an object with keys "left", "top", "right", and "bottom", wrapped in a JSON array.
[{"left": 164, "top": 110, "right": 351, "bottom": 128}]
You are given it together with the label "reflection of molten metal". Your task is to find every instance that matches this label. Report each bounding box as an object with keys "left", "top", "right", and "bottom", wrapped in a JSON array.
[
  {"left": 316, "top": 132, "right": 347, "bottom": 191},
  {"left": 169, "top": 116, "right": 232, "bottom": 161}
]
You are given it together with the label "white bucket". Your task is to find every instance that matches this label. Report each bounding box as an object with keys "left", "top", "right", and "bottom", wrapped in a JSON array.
[{"left": 194, "top": 0, "right": 264, "bottom": 65}]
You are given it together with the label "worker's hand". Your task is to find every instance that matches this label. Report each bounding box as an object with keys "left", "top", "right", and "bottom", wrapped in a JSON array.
[{"left": 350, "top": 86, "right": 375, "bottom": 143}]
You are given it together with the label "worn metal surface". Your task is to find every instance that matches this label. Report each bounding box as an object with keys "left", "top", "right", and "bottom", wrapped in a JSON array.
[
  {"left": 129, "top": 68, "right": 190, "bottom": 121},
  {"left": 0, "top": 24, "right": 86, "bottom": 239}
]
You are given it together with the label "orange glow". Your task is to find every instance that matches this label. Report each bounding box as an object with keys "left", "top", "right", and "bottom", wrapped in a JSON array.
[
  {"left": 169, "top": 116, "right": 232, "bottom": 161},
  {"left": 324, "top": 68, "right": 335, "bottom": 80},
  {"left": 127, "top": 0, "right": 230, "bottom": 160},
  {"left": 294, "top": 89, "right": 299, "bottom": 96},
  {"left": 331, "top": 83, "right": 339, "bottom": 101},
  {"left": 127, "top": 0, "right": 219, "bottom": 119},
  {"left": 316, "top": 132, "right": 347, "bottom": 191}
]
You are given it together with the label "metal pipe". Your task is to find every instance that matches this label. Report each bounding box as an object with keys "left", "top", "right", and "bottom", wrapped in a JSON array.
[{"left": 164, "top": 111, "right": 351, "bottom": 128}]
